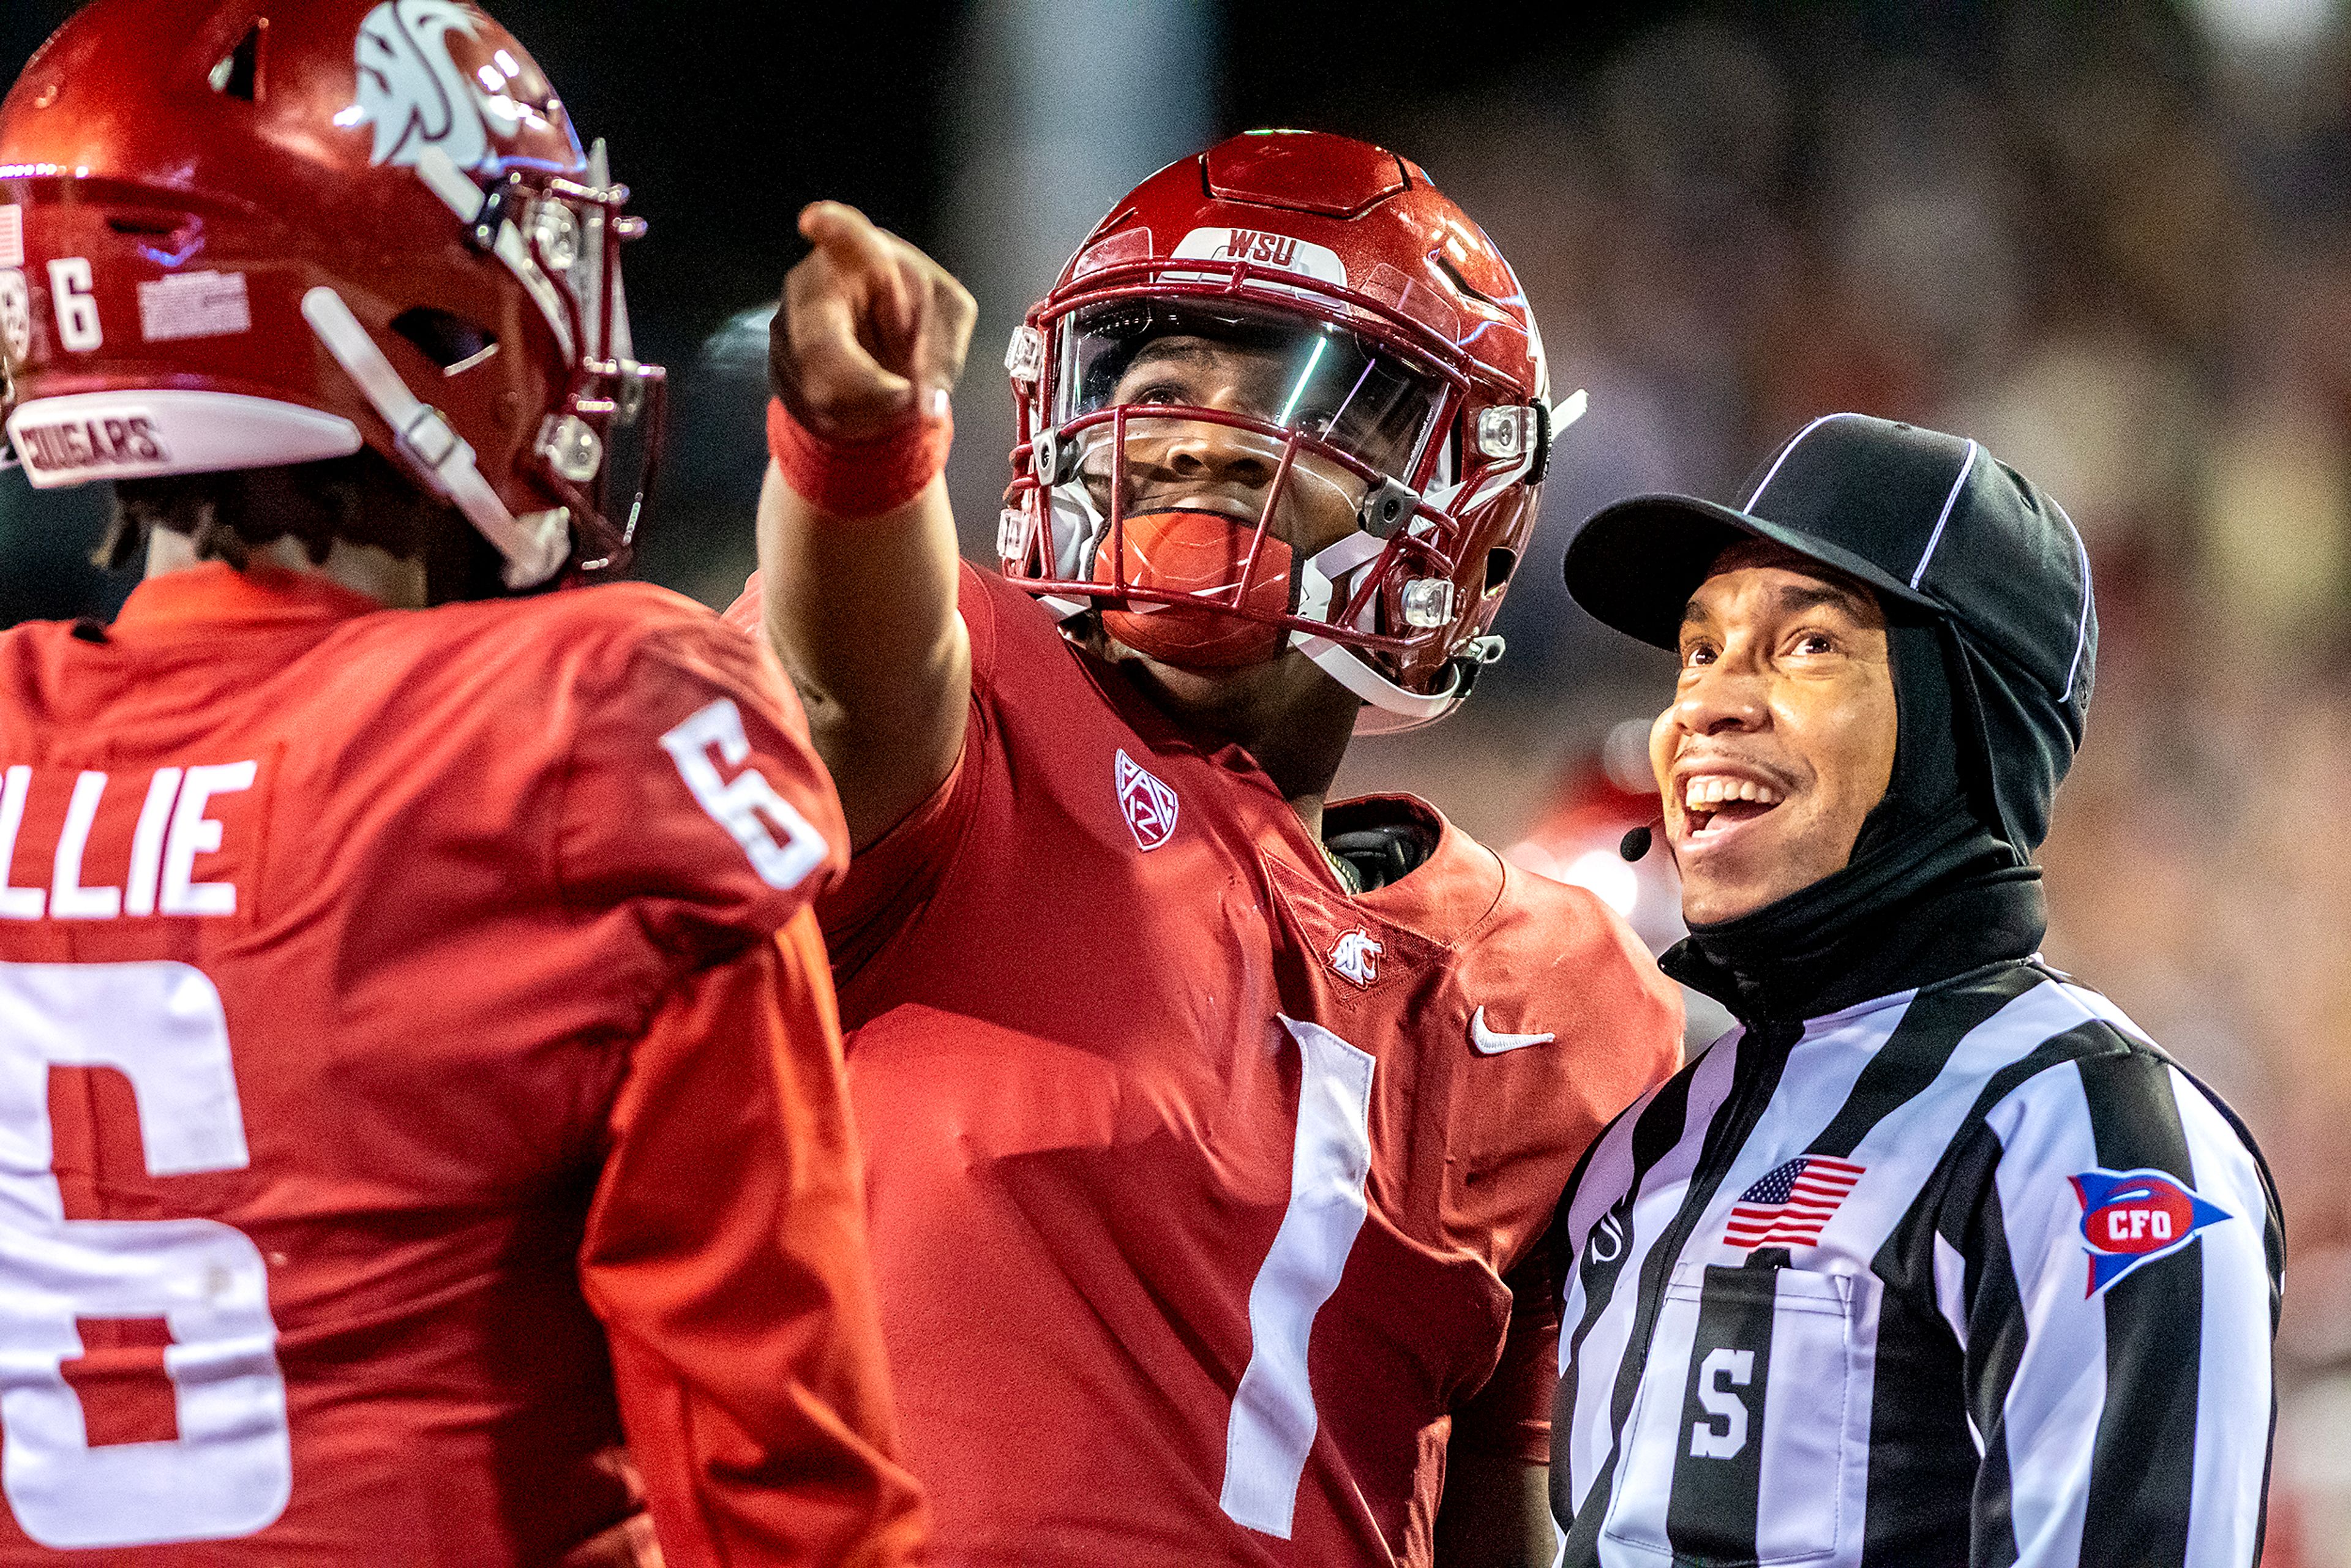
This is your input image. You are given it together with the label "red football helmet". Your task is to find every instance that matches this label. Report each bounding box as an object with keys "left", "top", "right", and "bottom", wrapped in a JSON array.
[
  {"left": 1000, "top": 129, "right": 1567, "bottom": 731},
  {"left": 0, "top": 0, "right": 663, "bottom": 589}
]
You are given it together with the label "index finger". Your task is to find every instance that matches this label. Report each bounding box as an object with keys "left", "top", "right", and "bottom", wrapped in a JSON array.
[{"left": 799, "top": 201, "right": 915, "bottom": 343}]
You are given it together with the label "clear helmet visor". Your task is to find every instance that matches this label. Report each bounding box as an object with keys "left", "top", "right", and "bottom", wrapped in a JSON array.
[{"left": 1054, "top": 298, "right": 1445, "bottom": 482}]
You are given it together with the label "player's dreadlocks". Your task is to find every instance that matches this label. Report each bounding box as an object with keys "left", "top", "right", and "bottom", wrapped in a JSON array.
[{"left": 101, "top": 449, "right": 510, "bottom": 601}]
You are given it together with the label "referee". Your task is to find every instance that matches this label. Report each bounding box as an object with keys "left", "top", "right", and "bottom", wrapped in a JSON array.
[{"left": 1549, "top": 413, "right": 2281, "bottom": 1566}]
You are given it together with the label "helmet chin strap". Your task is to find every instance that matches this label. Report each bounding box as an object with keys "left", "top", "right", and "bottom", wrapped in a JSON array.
[
  {"left": 288, "top": 142, "right": 596, "bottom": 590},
  {"left": 1290, "top": 531, "right": 1462, "bottom": 729},
  {"left": 1291, "top": 627, "right": 1464, "bottom": 728},
  {"left": 1032, "top": 480, "right": 1105, "bottom": 621},
  {"left": 301, "top": 286, "right": 569, "bottom": 589},
  {"left": 1292, "top": 530, "right": 1384, "bottom": 622}
]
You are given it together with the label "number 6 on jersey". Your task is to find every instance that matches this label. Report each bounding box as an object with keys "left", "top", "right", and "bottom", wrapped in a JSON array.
[{"left": 0, "top": 961, "right": 290, "bottom": 1549}]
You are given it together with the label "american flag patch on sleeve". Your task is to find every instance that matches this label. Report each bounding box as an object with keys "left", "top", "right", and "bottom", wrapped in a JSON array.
[{"left": 1723, "top": 1155, "right": 1865, "bottom": 1250}]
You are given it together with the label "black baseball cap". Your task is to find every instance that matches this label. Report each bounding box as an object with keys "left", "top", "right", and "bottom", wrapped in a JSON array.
[{"left": 1562, "top": 412, "right": 2098, "bottom": 852}]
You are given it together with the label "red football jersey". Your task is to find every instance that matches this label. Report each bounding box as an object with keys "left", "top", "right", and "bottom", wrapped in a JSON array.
[
  {"left": 0, "top": 565, "right": 924, "bottom": 1567},
  {"left": 726, "top": 566, "right": 1681, "bottom": 1566}
]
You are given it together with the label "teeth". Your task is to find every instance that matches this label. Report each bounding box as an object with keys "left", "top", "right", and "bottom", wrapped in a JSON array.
[{"left": 1683, "top": 775, "right": 1784, "bottom": 811}]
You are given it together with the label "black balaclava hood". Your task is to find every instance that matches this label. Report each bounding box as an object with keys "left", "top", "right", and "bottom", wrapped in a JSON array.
[
  {"left": 1657, "top": 609, "right": 2047, "bottom": 1025},
  {"left": 1563, "top": 415, "right": 2098, "bottom": 1025}
]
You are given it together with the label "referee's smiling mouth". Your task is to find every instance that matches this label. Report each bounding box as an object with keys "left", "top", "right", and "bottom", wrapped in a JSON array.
[
  {"left": 1663, "top": 755, "right": 1809, "bottom": 879},
  {"left": 1678, "top": 767, "right": 1788, "bottom": 841}
]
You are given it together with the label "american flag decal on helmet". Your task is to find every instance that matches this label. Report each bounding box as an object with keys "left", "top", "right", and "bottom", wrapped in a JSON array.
[{"left": 1723, "top": 1155, "right": 1865, "bottom": 1251}]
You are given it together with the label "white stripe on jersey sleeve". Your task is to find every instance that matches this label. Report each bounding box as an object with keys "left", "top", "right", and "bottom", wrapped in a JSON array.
[
  {"left": 2054, "top": 979, "right": 2158, "bottom": 1046},
  {"left": 1983, "top": 1061, "right": 2107, "bottom": 1565},
  {"left": 1662, "top": 1001, "right": 1911, "bottom": 1271},
  {"left": 1561, "top": 1037, "right": 1744, "bottom": 1525},
  {"left": 1555, "top": 1065, "right": 1676, "bottom": 1348},
  {"left": 1601, "top": 1261, "right": 1712, "bottom": 1559},
  {"left": 1557, "top": 1059, "right": 1693, "bottom": 1304},
  {"left": 1933, "top": 1222, "right": 1987, "bottom": 1465},
  {"left": 2171, "top": 1062, "right": 2274, "bottom": 1568}
]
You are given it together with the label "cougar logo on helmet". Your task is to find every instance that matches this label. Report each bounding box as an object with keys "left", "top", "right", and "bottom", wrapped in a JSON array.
[
  {"left": 0, "top": 269, "right": 29, "bottom": 363},
  {"left": 354, "top": 0, "right": 523, "bottom": 173}
]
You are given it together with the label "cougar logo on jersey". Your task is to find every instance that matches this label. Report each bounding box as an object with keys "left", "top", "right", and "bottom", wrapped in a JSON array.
[
  {"left": 353, "top": 0, "right": 526, "bottom": 172},
  {"left": 1327, "top": 927, "right": 1382, "bottom": 987},
  {"left": 1114, "top": 749, "right": 1179, "bottom": 851},
  {"left": 2071, "top": 1168, "right": 2230, "bottom": 1296}
]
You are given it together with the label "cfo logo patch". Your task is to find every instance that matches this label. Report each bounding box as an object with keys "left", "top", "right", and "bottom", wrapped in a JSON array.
[
  {"left": 2070, "top": 1168, "right": 2230, "bottom": 1296},
  {"left": 1114, "top": 748, "right": 1178, "bottom": 851}
]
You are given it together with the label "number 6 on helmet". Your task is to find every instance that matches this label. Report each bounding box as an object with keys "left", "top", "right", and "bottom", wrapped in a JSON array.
[{"left": 0, "top": 0, "right": 666, "bottom": 589}]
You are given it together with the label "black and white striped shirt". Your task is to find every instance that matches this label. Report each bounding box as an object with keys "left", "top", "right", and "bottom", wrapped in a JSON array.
[{"left": 1550, "top": 959, "right": 2281, "bottom": 1567}]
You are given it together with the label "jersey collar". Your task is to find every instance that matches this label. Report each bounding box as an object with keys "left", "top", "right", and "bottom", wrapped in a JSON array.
[
  {"left": 1339, "top": 793, "right": 1505, "bottom": 945},
  {"left": 111, "top": 561, "right": 387, "bottom": 632}
]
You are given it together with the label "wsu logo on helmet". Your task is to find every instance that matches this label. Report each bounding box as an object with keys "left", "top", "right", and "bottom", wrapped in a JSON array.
[
  {"left": 2070, "top": 1168, "right": 2231, "bottom": 1296},
  {"left": 353, "top": 0, "right": 527, "bottom": 171}
]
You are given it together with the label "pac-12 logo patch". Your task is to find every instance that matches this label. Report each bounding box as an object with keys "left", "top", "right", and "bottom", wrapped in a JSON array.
[
  {"left": 2070, "top": 1168, "right": 2230, "bottom": 1296},
  {"left": 1114, "top": 748, "right": 1178, "bottom": 851}
]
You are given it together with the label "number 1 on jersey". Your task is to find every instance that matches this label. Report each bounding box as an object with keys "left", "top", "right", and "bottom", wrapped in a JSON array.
[{"left": 1220, "top": 1016, "right": 1376, "bottom": 1539}]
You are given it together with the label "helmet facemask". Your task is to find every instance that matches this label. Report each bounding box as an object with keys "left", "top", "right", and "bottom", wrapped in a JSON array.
[
  {"left": 1001, "top": 262, "right": 1551, "bottom": 738},
  {"left": 1005, "top": 292, "right": 1523, "bottom": 728},
  {"left": 350, "top": 6, "right": 667, "bottom": 583},
  {"left": 363, "top": 138, "right": 667, "bottom": 585}
]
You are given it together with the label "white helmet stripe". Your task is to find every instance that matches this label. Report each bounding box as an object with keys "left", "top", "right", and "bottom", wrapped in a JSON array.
[
  {"left": 301, "top": 285, "right": 568, "bottom": 588},
  {"left": 410, "top": 143, "right": 487, "bottom": 227},
  {"left": 413, "top": 146, "right": 576, "bottom": 363}
]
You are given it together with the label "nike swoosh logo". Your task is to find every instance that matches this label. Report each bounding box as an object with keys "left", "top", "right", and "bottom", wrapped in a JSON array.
[{"left": 1469, "top": 1007, "right": 1554, "bottom": 1054}]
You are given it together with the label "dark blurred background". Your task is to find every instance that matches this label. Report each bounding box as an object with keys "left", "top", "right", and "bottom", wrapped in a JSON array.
[{"left": 7, "top": 2, "right": 2348, "bottom": 1555}]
